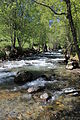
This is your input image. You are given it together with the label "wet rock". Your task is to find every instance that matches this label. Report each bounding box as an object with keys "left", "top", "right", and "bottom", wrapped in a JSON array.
[
  {"left": 71, "top": 59, "right": 79, "bottom": 68},
  {"left": 66, "top": 64, "right": 73, "bottom": 70},
  {"left": 20, "top": 94, "right": 32, "bottom": 101},
  {"left": 27, "top": 87, "right": 41, "bottom": 93},
  {"left": 14, "top": 71, "right": 33, "bottom": 85},
  {"left": 66, "top": 60, "right": 79, "bottom": 70},
  {"left": 40, "top": 75, "right": 48, "bottom": 81},
  {"left": 40, "top": 93, "right": 51, "bottom": 101}
]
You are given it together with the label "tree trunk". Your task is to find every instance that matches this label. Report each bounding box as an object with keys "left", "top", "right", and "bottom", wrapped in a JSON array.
[
  {"left": 64, "top": 0, "right": 80, "bottom": 61},
  {"left": 17, "top": 37, "right": 22, "bottom": 49},
  {"left": 43, "top": 43, "right": 47, "bottom": 52},
  {"left": 10, "top": 30, "right": 16, "bottom": 50},
  {"left": 38, "top": 44, "right": 40, "bottom": 51},
  {"left": 10, "top": 31, "right": 14, "bottom": 49},
  {"left": 13, "top": 30, "right": 16, "bottom": 48},
  {"left": 34, "top": 0, "right": 80, "bottom": 61}
]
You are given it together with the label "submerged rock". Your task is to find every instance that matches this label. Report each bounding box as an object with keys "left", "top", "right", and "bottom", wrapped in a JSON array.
[{"left": 14, "top": 71, "right": 33, "bottom": 85}]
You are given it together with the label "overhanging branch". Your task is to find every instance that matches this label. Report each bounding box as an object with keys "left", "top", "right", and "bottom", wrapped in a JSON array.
[{"left": 34, "top": 0, "right": 66, "bottom": 15}]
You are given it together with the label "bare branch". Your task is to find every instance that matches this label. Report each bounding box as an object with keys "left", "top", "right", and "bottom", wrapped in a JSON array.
[{"left": 34, "top": 0, "right": 66, "bottom": 15}]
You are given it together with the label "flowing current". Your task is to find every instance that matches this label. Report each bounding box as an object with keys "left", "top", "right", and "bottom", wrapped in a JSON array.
[
  {"left": 0, "top": 51, "right": 65, "bottom": 90},
  {"left": 0, "top": 51, "right": 80, "bottom": 120}
]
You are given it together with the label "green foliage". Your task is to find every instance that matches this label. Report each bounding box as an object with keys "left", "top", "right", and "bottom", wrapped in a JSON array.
[
  {"left": 0, "top": 0, "right": 80, "bottom": 54},
  {"left": 0, "top": 50, "right": 6, "bottom": 58}
]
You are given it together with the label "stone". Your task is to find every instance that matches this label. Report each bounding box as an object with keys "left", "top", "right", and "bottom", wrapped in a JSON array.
[
  {"left": 66, "top": 65, "right": 73, "bottom": 70},
  {"left": 71, "top": 60, "right": 79, "bottom": 68},
  {"left": 27, "top": 87, "right": 40, "bottom": 93},
  {"left": 40, "top": 75, "right": 48, "bottom": 81},
  {"left": 40, "top": 93, "right": 49, "bottom": 101},
  {"left": 66, "top": 60, "right": 79, "bottom": 70},
  {"left": 14, "top": 71, "right": 33, "bottom": 85}
]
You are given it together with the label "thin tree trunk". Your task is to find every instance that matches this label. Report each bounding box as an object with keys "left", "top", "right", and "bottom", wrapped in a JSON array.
[
  {"left": 17, "top": 37, "right": 22, "bottom": 49},
  {"left": 64, "top": 0, "right": 80, "bottom": 61},
  {"left": 11, "top": 31, "right": 14, "bottom": 49},
  {"left": 38, "top": 44, "right": 40, "bottom": 52},
  {"left": 13, "top": 30, "right": 16, "bottom": 48}
]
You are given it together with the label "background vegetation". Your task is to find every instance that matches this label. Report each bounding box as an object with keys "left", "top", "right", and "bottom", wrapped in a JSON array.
[{"left": 0, "top": 0, "right": 80, "bottom": 60}]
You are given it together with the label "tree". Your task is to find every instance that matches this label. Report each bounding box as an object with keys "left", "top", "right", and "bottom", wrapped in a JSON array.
[
  {"left": 64, "top": 0, "right": 80, "bottom": 61},
  {"left": 0, "top": 0, "right": 48, "bottom": 51},
  {"left": 0, "top": 0, "right": 26, "bottom": 49},
  {"left": 34, "top": 0, "right": 80, "bottom": 61}
]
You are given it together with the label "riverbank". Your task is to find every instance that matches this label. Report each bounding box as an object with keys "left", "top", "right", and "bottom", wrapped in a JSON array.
[{"left": 0, "top": 47, "right": 40, "bottom": 61}]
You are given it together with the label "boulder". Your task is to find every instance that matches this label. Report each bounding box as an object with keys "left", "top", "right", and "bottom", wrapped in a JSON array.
[
  {"left": 66, "top": 60, "right": 79, "bottom": 70},
  {"left": 14, "top": 71, "right": 33, "bottom": 85},
  {"left": 40, "top": 74, "right": 48, "bottom": 81},
  {"left": 71, "top": 59, "right": 79, "bottom": 68},
  {"left": 66, "top": 61, "right": 73, "bottom": 70},
  {"left": 14, "top": 70, "right": 49, "bottom": 85},
  {"left": 66, "top": 65, "right": 73, "bottom": 70}
]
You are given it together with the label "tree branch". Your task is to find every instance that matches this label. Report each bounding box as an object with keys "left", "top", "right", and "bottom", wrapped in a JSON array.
[{"left": 34, "top": 0, "right": 66, "bottom": 15}]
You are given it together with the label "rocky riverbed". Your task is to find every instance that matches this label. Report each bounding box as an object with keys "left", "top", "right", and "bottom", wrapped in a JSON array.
[
  {"left": 0, "top": 67, "right": 80, "bottom": 120},
  {"left": 0, "top": 51, "right": 80, "bottom": 120}
]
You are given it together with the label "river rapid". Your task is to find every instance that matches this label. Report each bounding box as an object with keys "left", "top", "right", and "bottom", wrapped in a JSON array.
[
  {"left": 0, "top": 51, "right": 80, "bottom": 120},
  {"left": 0, "top": 51, "right": 64, "bottom": 90}
]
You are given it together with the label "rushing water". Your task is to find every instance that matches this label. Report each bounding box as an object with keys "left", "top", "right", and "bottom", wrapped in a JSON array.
[
  {"left": 0, "top": 51, "right": 65, "bottom": 89},
  {"left": 0, "top": 51, "right": 80, "bottom": 97},
  {"left": 0, "top": 51, "right": 80, "bottom": 120},
  {"left": 0, "top": 52, "right": 79, "bottom": 100},
  {"left": 0, "top": 51, "right": 79, "bottom": 94}
]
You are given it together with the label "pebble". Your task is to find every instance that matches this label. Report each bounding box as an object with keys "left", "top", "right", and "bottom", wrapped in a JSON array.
[
  {"left": 27, "top": 87, "right": 40, "bottom": 93},
  {"left": 40, "top": 93, "right": 49, "bottom": 100}
]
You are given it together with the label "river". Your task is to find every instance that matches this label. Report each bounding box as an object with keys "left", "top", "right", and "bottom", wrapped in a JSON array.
[
  {"left": 0, "top": 51, "right": 64, "bottom": 90},
  {"left": 0, "top": 51, "right": 80, "bottom": 120}
]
